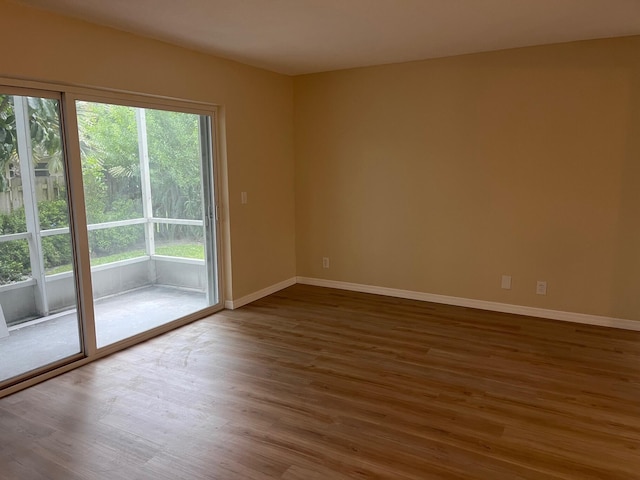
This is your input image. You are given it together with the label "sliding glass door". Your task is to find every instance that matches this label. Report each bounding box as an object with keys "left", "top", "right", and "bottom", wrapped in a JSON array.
[
  {"left": 76, "top": 100, "right": 218, "bottom": 347},
  {"left": 0, "top": 85, "right": 221, "bottom": 389},
  {"left": 0, "top": 90, "right": 82, "bottom": 382}
]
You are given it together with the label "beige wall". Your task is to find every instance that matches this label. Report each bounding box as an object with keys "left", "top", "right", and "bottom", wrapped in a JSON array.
[
  {"left": 294, "top": 37, "right": 640, "bottom": 320},
  {"left": 1, "top": 0, "right": 296, "bottom": 301}
]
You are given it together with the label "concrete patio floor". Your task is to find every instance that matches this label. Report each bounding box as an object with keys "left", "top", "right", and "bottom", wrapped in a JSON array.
[{"left": 0, "top": 285, "right": 207, "bottom": 382}]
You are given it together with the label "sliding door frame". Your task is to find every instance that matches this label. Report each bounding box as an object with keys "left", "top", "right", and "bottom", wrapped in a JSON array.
[
  {"left": 0, "top": 77, "right": 226, "bottom": 398},
  {"left": 0, "top": 85, "right": 87, "bottom": 391}
]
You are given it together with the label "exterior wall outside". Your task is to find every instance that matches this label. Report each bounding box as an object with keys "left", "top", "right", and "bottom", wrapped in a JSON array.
[{"left": 0, "top": 175, "right": 65, "bottom": 213}]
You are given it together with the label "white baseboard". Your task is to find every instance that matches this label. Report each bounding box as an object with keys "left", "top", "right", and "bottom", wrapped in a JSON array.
[
  {"left": 225, "top": 277, "right": 297, "bottom": 310},
  {"left": 296, "top": 276, "right": 640, "bottom": 332}
]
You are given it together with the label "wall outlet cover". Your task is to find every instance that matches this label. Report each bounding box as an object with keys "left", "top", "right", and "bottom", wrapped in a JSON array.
[{"left": 536, "top": 281, "right": 547, "bottom": 295}]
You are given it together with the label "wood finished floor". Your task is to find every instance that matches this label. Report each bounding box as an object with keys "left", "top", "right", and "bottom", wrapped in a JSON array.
[{"left": 1, "top": 284, "right": 640, "bottom": 479}]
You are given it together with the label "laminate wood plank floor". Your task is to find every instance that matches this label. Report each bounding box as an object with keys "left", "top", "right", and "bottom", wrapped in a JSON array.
[{"left": 1, "top": 284, "right": 640, "bottom": 479}]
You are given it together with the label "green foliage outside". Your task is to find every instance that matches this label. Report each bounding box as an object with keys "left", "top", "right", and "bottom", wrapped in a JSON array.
[
  {"left": 78, "top": 102, "right": 145, "bottom": 258},
  {"left": 0, "top": 97, "right": 206, "bottom": 284},
  {"left": 0, "top": 240, "right": 29, "bottom": 284},
  {"left": 0, "top": 197, "right": 204, "bottom": 282},
  {"left": 78, "top": 102, "right": 203, "bottom": 247},
  {"left": 0, "top": 200, "right": 72, "bottom": 284},
  {"left": 0, "top": 94, "right": 72, "bottom": 284},
  {"left": 46, "top": 243, "right": 205, "bottom": 276},
  {"left": 0, "top": 95, "right": 63, "bottom": 190}
]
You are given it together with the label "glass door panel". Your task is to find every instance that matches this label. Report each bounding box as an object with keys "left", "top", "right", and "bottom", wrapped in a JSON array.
[
  {"left": 0, "top": 93, "right": 82, "bottom": 383},
  {"left": 76, "top": 101, "right": 218, "bottom": 348}
]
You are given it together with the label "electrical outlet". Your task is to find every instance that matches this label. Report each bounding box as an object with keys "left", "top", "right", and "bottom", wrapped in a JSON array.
[
  {"left": 536, "top": 281, "right": 547, "bottom": 295},
  {"left": 241, "top": 192, "right": 248, "bottom": 204},
  {"left": 322, "top": 257, "right": 330, "bottom": 269},
  {"left": 501, "top": 275, "right": 512, "bottom": 290}
]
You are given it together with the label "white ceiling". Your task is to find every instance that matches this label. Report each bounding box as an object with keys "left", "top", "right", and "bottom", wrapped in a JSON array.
[{"left": 15, "top": 0, "right": 640, "bottom": 75}]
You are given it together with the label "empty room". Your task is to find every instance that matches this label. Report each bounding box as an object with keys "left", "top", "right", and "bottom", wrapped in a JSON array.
[{"left": 1, "top": 0, "right": 640, "bottom": 478}]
